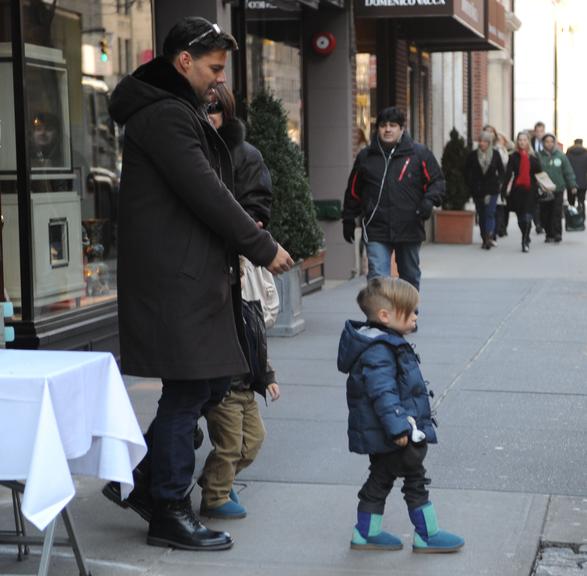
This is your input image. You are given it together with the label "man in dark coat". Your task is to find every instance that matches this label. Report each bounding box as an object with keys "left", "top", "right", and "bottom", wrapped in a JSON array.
[
  {"left": 106, "top": 17, "right": 292, "bottom": 551},
  {"left": 566, "top": 138, "right": 587, "bottom": 211},
  {"left": 530, "top": 121, "right": 546, "bottom": 233},
  {"left": 342, "top": 107, "right": 445, "bottom": 290}
]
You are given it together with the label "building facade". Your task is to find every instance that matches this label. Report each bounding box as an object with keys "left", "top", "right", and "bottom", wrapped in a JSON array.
[{"left": 1, "top": 0, "right": 516, "bottom": 354}]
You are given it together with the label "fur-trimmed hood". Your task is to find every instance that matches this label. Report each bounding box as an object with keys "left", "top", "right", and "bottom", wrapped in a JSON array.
[
  {"left": 218, "top": 117, "right": 246, "bottom": 151},
  {"left": 109, "top": 56, "right": 206, "bottom": 125}
]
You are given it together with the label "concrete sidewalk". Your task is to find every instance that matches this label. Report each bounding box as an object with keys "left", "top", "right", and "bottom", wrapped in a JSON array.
[{"left": 1, "top": 221, "right": 587, "bottom": 575}]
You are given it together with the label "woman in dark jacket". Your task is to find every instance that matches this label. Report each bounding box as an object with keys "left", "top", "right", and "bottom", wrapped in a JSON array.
[
  {"left": 465, "top": 131, "right": 505, "bottom": 250},
  {"left": 207, "top": 85, "right": 272, "bottom": 228},
  {"left": 503, "top": 131, "right": 542, "bottom": 253}
]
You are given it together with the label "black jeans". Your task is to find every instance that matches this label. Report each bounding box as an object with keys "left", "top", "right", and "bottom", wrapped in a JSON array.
[
  {"left": 357, "top": 443, "right": 430, "bottom": 514},
  {"left": 140, "top": 377, "right": 231, "bottom": 502},
  {"left": 540, "top": 191, "right": 564, "bottom": 239},
  {"left": 495, "top": 205, "right": 509, "bottom": 237}
]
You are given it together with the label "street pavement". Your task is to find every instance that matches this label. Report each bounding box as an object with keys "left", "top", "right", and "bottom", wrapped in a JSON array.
[{"left": 1, "top": 219, "right": 587, "bottom": 575}]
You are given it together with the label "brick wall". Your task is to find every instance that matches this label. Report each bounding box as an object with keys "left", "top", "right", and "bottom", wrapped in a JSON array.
[{"left": 471, "top": 51, "right": 489, "bottom": 140}]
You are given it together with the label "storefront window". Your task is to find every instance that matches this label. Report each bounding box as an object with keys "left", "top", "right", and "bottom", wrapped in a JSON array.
[
  {"left": 0, "top": 0, "right": 21, "bottom": 315},
  {"left": 246, "top": 18, "right": 302, "bottom": 145},
  {"left": 1, "top": 0, "right": 153, "bottom": 320},
  {"left": 355, "top": 53, "right": 376, "bottom": 142}
]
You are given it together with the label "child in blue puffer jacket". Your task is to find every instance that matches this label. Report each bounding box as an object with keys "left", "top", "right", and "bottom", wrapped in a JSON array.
[{"left": 337, "top": 277, "right": 464, "bottom": 554}]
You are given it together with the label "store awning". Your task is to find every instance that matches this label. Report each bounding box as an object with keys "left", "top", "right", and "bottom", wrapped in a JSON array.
[{"left": 354, "top": 0, "right": 508, "bottom": 52}]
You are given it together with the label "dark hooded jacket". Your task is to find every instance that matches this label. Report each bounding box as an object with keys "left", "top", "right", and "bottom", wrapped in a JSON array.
[
  {"left": 109, "top": 57, "right": 277, "bottom": 380},
  {"left": 342, "top": 133, "right": 445, "bottom": 243},
  {"left": 217, "top": 118, "right": 272, "bottom": 229},
  {"left": 337, "top": 320, "right": 437, "bottom": 455},
  {"left": 566, "top": 144, "right": 587, "bottom": 189}
]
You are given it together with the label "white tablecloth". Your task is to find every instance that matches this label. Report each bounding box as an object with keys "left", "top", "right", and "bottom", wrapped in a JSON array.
[{"left": 0, "top": 350, "right": 147, "bottom": 530}]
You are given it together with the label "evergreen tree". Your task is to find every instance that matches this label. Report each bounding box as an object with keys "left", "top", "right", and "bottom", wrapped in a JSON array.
[
  {"left": 441, "top": 128, "right": 470, "bottom": 210},
  {"left": 246, "top": 91, "right": 323, "bottom": 261}
]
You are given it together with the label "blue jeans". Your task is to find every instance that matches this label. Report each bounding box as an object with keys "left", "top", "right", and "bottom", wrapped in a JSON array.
[
  {"left": 365, "top": 241, "right": 422, "bottom": 290},
  {"left": 144, "top": 377, "right": 231, "bottom": 502},
  {"left": 474, "top": 195, "right": 498, "bottom": 239}
]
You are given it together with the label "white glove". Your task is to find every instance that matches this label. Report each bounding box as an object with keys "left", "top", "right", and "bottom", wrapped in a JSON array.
[{"left": 407, "top": 416, "right": 426, "bottom": 443}]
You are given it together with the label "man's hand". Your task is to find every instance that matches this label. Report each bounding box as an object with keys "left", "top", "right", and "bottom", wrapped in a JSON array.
[
  {"left": 416, "top": 198, "right": 434, "bottom": 221},
  {"left": 343, "top": 219, "right": 356, "bottom": 244},
  {"left": 267, "top": 244, "right": 294, "bottom": 275},
  {"left": 267, "top": 383, "right": 280, "bottom": 401},
  {"left": 393, "top": 434, "right": 409, "bottom": 448}
]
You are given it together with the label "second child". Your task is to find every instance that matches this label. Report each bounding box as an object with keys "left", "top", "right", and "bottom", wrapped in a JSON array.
[{"left": 337, "top": 277, "right": 463, "bottom": 553}]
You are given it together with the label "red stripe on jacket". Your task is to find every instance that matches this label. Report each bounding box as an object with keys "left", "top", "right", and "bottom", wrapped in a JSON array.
[
  {"left": 350, "top": 172, "right": 360, "bottom": 201},
  {"left": 399, "top": 158, "right": 411, "bottom": 181},
  {"left": 422, "top": 160, "right": 431, "bottom": 192}
]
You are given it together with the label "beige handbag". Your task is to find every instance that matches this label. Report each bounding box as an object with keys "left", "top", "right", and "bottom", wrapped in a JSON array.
[{"left": 535, "top": 171, "right": 556, "bottom": 201}]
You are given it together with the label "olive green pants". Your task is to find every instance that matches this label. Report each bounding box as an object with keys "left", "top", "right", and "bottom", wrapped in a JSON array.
[{"left": 200, "top": 389, "right": 266, "bottom": 508}]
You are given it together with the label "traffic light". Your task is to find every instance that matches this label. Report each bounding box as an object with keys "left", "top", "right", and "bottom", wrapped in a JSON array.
[{"left": 99, "top": 38, "right": 109, "bottom": 62}]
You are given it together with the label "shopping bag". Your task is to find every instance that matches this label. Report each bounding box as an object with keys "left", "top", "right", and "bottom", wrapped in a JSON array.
[
  {"left": 564, "top": 205, "right": 586, "bottom": 231},
  {"left": 535, "top": 171, "right": 556, "bottom": 202}
]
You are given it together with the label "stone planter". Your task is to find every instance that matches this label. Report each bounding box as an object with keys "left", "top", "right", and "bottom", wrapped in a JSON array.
[
  {"left": 300, "top": 249, "right": 326, "bottom": 296},
  {"left": 267, "top": 263, "right": 305, "bottom": 337},
  {"left": 433, "top": 210, "right": 475, "bottom": 244}
]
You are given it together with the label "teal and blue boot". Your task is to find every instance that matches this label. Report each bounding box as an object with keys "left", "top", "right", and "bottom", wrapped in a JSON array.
[
  {"left": 408, "top": 502, "right": 464, "bottom": 553},
  {"left": 350, "top": 511, "right": 403, "bottom": 551}
]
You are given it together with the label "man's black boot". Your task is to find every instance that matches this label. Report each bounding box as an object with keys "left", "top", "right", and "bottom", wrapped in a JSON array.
[
  {"left": 147, "top": 496, "right": 233, "bottom": 551},
  {"left": 102, "top": 467, "right": 153, "bottom": 522}
]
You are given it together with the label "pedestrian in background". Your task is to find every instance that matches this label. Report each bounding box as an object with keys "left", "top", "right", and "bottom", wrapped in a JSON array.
[
  {"left": 342, "top": 107, "right": 445, "bottom": 290},
  {"left": 538, "top": 133, "right": 577, "bottom": 243},
  {"left": 483, "top": 124, "right": 511, "bottom": 237},
  {"left": 504, "top": 131, "right": 542, "bottom": 253},
  {"left": 530, "top": 121, "right": 546, "bottom": 234},
  {"left": 465, "top": 131, "right": 505, "bottom": 250},
  {"left": 566, "top": 138, "right": 587, "bottom": 212},
  {"left": 338, "top": 277, "right": 464, "bottom": 553},
  {"left": 103, "top": 16, "right": 292, "bottom": 552}
]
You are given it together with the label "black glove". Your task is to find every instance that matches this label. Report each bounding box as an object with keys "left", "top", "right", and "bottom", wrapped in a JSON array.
[
  {"left": 343, "top": 219, "right": 356, "bottom": 244},
  {"left": 416, "top": 198, "right": 434, "bottom": 221}
]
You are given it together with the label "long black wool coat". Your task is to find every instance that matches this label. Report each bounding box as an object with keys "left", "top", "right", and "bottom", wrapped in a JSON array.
[{"left": 109, "top": 57, "right": 277, "bottom": 380}]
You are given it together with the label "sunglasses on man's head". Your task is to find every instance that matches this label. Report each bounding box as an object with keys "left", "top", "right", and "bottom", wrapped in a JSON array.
[{"left": 187, "top": 23, "right": 222, "bottom": 48}]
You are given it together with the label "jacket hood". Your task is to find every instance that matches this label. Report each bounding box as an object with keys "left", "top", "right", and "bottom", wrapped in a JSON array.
[
  {"left": 218, "top": 117, "right": 246, "bottom": 150},
  {"left": 337, "top": 320, "right": 406, "bottom": 373},
  {"left": 567, "top": 145, "right": 587, "bottom": 157},
  {"left": 109, "top": 57, "right": 205, "bottom": 125}
]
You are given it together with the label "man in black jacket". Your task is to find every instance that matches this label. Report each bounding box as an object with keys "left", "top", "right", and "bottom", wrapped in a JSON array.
[
  {"left": 105, "top": 17, "right": 292, "bottom": 552},
  {"left": 566, "top": 138, "right": 587, "bottom": 211},
  {"left": 342, "top": 107, "right": 444, "bottom": 290}
]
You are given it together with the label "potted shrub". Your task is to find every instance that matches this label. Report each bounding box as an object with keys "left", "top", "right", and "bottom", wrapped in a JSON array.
[
  {"left": 247, "top": 91, "right": 324, "bottom": 335},
  {"left": 434, "top": 128, "right": 475, "bottom": 244}
]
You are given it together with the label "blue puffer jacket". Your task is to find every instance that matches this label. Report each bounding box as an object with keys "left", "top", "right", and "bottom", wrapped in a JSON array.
[{"left": 337, "top": 320, "right": 437, "bottom": 455}]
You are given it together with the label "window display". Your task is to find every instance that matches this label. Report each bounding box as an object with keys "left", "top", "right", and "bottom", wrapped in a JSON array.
[{"left": 1, "top": 0, "right": 153, "bottom": 321}]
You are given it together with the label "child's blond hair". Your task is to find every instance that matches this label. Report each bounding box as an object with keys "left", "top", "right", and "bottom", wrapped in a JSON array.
[{"left": 357, "top": 277, "right": 419, "bottom": 322}]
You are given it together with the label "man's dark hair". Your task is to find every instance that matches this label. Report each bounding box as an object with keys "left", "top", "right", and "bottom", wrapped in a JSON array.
[
  {"left": 534, "top": 121, "right": 545, "bottom": 130},
  {"left": 163, "top": 17, "right": 238, "bottom": 60},
  {"left": 376, "top": 107, "right": 406, "bottom": 128}
]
